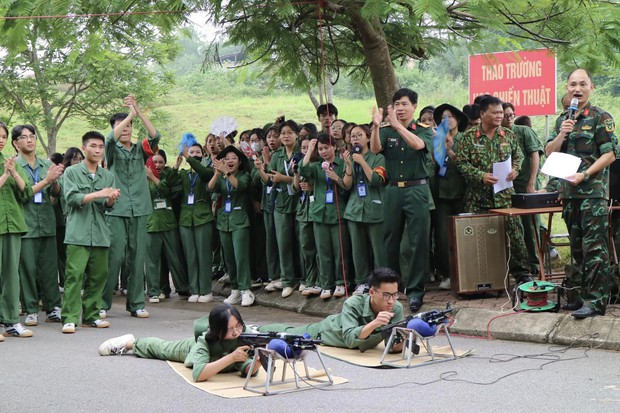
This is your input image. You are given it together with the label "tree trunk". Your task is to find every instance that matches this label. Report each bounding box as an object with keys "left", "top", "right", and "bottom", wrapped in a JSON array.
[
  {"left": 348, "top": 9, "right": 398, "bottom": 110},
  {"left": 308, "top": 88, "right": 320, "bottom": 109}
]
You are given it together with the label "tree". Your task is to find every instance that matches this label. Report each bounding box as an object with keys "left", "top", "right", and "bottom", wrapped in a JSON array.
[
  {"left": 0, "top": 0, "right": 189, "bottom": 154},
  {"left": 203, "top": 0, "right": 620, "bottom": 110}
]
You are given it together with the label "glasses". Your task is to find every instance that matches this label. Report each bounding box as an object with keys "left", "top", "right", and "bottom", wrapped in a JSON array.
[
  {"left": 227, "top": 323, "right": 244, "bottom": 334},
  {"left": 504, "top": 113, "right": 515, "bottom": 118},
  {"left": 375, "top": 290, "right": 399, "bottom": 301},
  {"left": 18, "top": 134, "right": 36, "bottom": 141}
]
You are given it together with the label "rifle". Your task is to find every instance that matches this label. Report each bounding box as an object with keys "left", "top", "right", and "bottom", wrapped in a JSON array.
[
  {"left": 380, "top": 303, "right": 454, "bottom": 340},
  {"left": 238, "top": 332, "right": 322, "bottom": 355}
]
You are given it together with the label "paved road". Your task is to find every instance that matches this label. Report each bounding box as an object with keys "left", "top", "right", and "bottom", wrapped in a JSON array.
[{"left": 2, "top": 295, "right": 619, "bottom": 412}]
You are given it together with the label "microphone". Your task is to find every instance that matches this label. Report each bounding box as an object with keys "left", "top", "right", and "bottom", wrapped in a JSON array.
[
  {"left": 321, "top": 161, "right": 330, "bottom": 171},
  {"left": 567, "top": 98, "right": 579, "bottom": 120},
  {"left": 352, "top": 144, "right": 363, "bottom": 154}
]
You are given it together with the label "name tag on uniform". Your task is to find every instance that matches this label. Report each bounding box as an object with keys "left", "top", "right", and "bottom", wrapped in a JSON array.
[
  {"left": 154, "top": 198, "right": 168, "bottom": 210},
  {"left": 325, "top": 190, "right": 334, "bottom": 204},
  {"left": 266, "top": 186, "right": 273, "bottom": 194},
  {"left": 224, "top": 200, "right": 232, "bottom": 213},
  {"left": 309, "top": 195, "right": 315, "bottom": 203},
  {"left": 187, "top": 193, "right": 195, "bottom": 205},
  {"left": 357, "top": 183, "right": 367, "bottom": 198},
  {"left": 33, "top": 192, "right": 43, "bottom": 204}
]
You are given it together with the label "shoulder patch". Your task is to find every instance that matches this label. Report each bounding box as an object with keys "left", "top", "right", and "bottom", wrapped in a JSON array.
[{"left": 605, "top": 118, "right": 615, "bottom": 133}]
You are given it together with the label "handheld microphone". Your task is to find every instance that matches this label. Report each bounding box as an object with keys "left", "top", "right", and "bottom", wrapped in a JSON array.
[
  {"left": 352, "top": 144, "right": 363, "bottom": 154},
  {"left": 321, "top": 161, "right": 330, "bottom": 171},
  {"left": 567, "top": 98, "right": 579, "bottom": 120}
]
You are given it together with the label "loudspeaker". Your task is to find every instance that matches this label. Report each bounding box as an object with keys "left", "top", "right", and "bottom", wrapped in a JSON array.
[
  {"left": 449, "top": 214, "right": 507, "bottom": 294},
  {"left": 609, "top": 157, "right": 620, "bottom": 201}
]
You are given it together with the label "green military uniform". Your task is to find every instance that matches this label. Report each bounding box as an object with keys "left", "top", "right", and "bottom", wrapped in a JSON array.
[
  {"left": 266, "top": 147, "right": 300, "bottom": 288},
  {"left": 299, "top": 157, "right": 349, "bottom": 290},
  {"left": 62, "top": 162, "right": 116, "bottom": 325},
  {"left": 103, "top": 130, "right": 160, "bottom": 313},
  {"left": 17, "top": 155, "right": 62, "bottom": 316},
  {"left": 253, "top": 157, "right": 280, "bottom": 281},
  {"left": 431, "top": 133, "right": 466, "bottom": 279},
  {"left": 145, "top": 167, "right": 190, "bottom": 298},
  {"left": 512, "top": 125, "right": 544, "bottom": 274},
  {"left": 171, "top": 157, "right": 215, "bottom": 296},
  {"left": 343, "top": 151, "right": 387, "bottom": 285},
  {"left": 0, "top": 153, "right": 33, "bottom": 326},
  {"left": 214, "top": 172, "right": 252, "bottom": 291},
  {"left": 133, "top": 322, "right": 254, "bottom": 382},
  {"left": 548, "top": 103, "right": 618, "bottom": 312},
  {"left": 379, "top": 121, "right": 434, "bottom": 300},
  {"left": 296, "top": 182, "right": 318, "bottom": 288},
  {"left": 202, "top": 156, "right": 225, "bottom": 275},
  {"left": 259, "top": 294, "right": 404, "bottom": 352},
  {"left": 456, "top": 125, "right": 530, "bottom": 279}
]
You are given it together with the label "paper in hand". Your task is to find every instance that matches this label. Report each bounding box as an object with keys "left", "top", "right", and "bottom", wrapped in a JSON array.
[
  {"left": 541, "top": 152, "right": 581, "bottom": 180},
  {"left": 492, "top": 156, "right": 513, "bottom": 194}
]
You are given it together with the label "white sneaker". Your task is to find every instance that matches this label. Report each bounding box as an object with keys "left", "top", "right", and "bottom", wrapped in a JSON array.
[
  {"left": 188, "top": 294, "right": 199, "bottom": 303},
  {"left": 264, "top": 279, "right": 283, "bottom": 292},
  {"left": 45, "top": 307, "right": 62, "bottom": 323},
  {"left": 99, "top": 310, "right": 107, "bottom": 319},
  {"left": 198, "top": 294, "right": 213, "bottom": 303},
  {"left": 298, "top": 284, "right": 306, "bottom": 292},
  {"left": 62, "top": 323, "right": 76, "bottom": 334},
  {"left": 549, "top": 248, "right": 561, "bottom": 260},
  {"left": 302, "top": 286, "right": 322, "bottom": 296},
  {"left": 282, "top": 287, "right": 294, "bottom": 298},
  {"left": 82, "top": 319, "right": 111, "bottom": 328},
  {"left": 439, "top": 278, "right": 451, "bottom": 290},
  {"left": 25, "top": 313, "right": 38, "bottom": 326},
  {"left": 132, "top": 309, "right": 150, "bottom": 318},
  {"left": 224, "top": 290, "right": 242, "bottom": 305},
  {"left": 320, "top": 289, "right": 332, "bottom": 300},
  {"left": 98, "top": 334, "right": 135, "bottom": 356},
  {"left": 241, "top": 290, "right": 255, "bottom": 307},
  {"left": 352, "top": 284, "right": 368, "bottom": 296},
  {"left": 3, "top": 323, "right": 34, "bottom": 337},
  {"left": 158, "top": 293, "right": 167, "bottom": 300},
  {"left": 333, "top": 285, "right": 346, "bottom": 297},
  {"left": 148, "top": 296, "right": 160, "bottom": 303}
]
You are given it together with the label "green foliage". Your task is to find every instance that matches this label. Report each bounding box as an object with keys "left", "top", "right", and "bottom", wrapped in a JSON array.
[{"left": 0, "top": 0, "right": 189, "bottom": 153}]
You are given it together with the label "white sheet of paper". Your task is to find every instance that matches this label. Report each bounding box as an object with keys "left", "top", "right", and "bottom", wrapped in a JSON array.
[
  {"left": 493, "top": 156, "right": 513, "bottom": 194},
  {"left": 540, "top": 152, "right": 582, "bottom": 180}
]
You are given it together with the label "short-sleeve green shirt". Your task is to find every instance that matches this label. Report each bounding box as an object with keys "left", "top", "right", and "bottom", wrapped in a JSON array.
[
  {"left": 105, "top": 130, "right": 161, "bottom": 217},
  {"left": 17, "top": 155, "right": 56, "bottom": 238},
  {"left": 379, "top": 121, "right": 434, "bottom": 181},
  {"left": 213, "top": 172, "right": 251, "bottom": 232},
  {"left": 266, "top": 147, "right": 300, "bottom": 214},
  {"left": 343, "top": 151, "right": 386, "bottom": 223},
  {"left": 299, "top": 157, "right": 348, "bottom": 225},
  {"left": 512, "top": 125, "right": 543, "bottom": 193},
  {"left": 0, "top": 152, "right": 32, "bottom": 235},
  {"left": 146, "top": 168, "right": 179, "bottom": 233},
  {"left": 172, "top": 157, "right": 215, "bottom": 228}
]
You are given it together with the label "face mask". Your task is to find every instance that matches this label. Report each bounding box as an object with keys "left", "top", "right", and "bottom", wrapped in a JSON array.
[
  {"left": 191, "top": 155, "right": 203, "bottom": 163},
  {"left": 251, "top": 142, "right": 263, "bottom": 153}
]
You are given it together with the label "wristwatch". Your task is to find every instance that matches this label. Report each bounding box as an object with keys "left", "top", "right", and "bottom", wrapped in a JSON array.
[{"left": 582, "top": 171, "right": 590, "bottom": 181}]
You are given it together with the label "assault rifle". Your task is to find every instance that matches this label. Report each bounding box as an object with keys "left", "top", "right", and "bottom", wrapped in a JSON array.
[
  {"left": 238, "top": 332, "right": 322, "bottom": 355},
  {"left": 380, "top": 303, "right": 454, "bottom": 340}
]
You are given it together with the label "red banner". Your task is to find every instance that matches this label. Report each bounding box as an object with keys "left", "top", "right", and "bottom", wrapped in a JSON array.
[{"left": 468, "top": 50, "right": 557, "bottom": 116}]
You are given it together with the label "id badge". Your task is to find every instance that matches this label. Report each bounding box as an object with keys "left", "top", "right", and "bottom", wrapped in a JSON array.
[
  {"left": 266, "top": 186, "right": 273, "bottom": 194},
  {"left": 224, "top": 200, "right": 232, "bottom": 213},
  {"left": 438, "top": 165, "right": 447, "bottom": 177},
  {"left": 325, "top": 190, "right": 334, "bottom": 204},
  {"left": 154, "top": 198, "right": 167, "bottom": 210},
  {"left": 357, "top": 183, "right": 367, "bottom": 198},
  {"left": 33, "top": 192, "right": 43, "bottom": 204},
  {"left": 187, "top": 193, "right": 195, "bottom": 205},
  {"left": 309, "top": 195, "right": 315, "bottom": 203}
]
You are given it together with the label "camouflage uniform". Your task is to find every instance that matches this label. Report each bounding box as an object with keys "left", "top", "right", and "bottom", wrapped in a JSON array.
[
  {"left": 548, "top": 103, "right": 617, "bottom": 313},
  {"left": 456, "top": 125, "right": 530, "bottom": 280}
]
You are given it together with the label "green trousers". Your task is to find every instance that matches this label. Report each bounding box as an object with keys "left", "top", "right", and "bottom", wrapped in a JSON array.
[
  {"left": 179, "top": 224, "right": 213, "bottom": 296},
  {"left": 274, "top": 211, "right": 298, "bottom": 287},
  {"left": 146, "top": 229, "right": 190, "bottom": 297},
  {"left": 20, "top": 236, "right": 62, "bottom": 313},
  {"left": 313, "top": 222, "right": 349, "bottom": 290},
  {"left": 263, "top": 211, "right": 281, "bottom": 280},
  {"left": 383, "top": 185, "right": 430, "bottom": 300},
  {"left": 56, "top": 226, "right": 66, "bottom": 287},
  {"left": 347, "top": 221, "right": 385, "bottom": 285},
  {"left": 104, "top": 215, "right": 147, "bottom": 313},
  {"left": 297, "top": 220, "right": 318, "bottom": 287},
  {"left": 220, "top": 228, "right": 251, "bottom": 290},
  {"left": 0, "top": 234, "right": 22, "bottom": 325},
  {"left": 133, "top": 336, "right": 195, "bottom": 362},
  {"left": 62, "top": 245, "right": 108, "bottom": 325},
  {"left": 563, "top": 199, "right": 611, "bottom": 312}
]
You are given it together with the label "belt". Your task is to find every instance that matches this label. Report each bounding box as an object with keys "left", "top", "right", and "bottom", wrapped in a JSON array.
[{"left": 390, "top": 179, "right": 428, "bottom": 188}]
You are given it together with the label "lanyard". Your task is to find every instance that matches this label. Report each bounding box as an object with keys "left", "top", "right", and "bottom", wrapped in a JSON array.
[
  {"left": 26, "top": 164, "right": 39, "bottom": 183},
  {"left": 225, "top": 178, "right": 233, "bottom": 198},
  {"left": 188, "top": 172, "right": 198, "bottom": 193}
]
